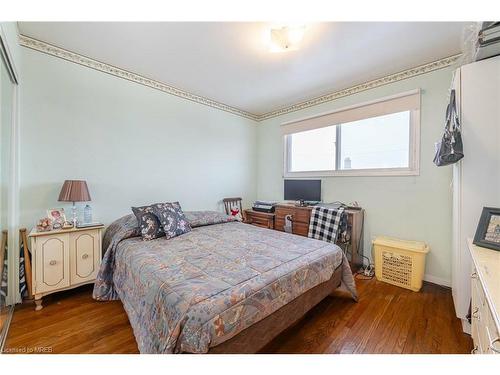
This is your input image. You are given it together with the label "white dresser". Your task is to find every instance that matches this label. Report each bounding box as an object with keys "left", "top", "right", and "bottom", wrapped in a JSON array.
[
  {"left": 468, "top": 239, "right": 500, "bottom": 354},
  {"left": 29, "top": 225, "right": 104, "bottom": 311}
]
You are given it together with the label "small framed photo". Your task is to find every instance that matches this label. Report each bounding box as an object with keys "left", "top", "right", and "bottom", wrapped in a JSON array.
[
  {"left": 47, "top": 208, "right": 66, "bottom": 229},
  {"left": 473, "top": 207, "right": 500, "bottom": 251}
]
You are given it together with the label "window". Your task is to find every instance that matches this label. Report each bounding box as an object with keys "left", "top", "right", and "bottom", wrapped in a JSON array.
[
  {"left": 283, "top": 90, "right": 420, "bottom": 177},
  {"left": 289, "top": 126, "right": 337, "bottom": 172}
]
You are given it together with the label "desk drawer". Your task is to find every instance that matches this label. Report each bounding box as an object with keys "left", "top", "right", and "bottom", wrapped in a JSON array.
[
  {"left": 275, "top": 215, "right": 310, "bottom": 236},
  {"left": 247, "top": 215, "right": 274, "bottom": 229},
  {"left": 275, "top": 207, "right": 310, "bottom": 223},
  {"left": 275, "top": 206, "right": 311, "bottom": 237},
  {"left": 244, "top": 210, "right": 275, "bottom": 229}
]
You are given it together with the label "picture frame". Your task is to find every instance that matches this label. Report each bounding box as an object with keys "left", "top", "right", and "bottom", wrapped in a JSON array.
[
  {"left": 473, "top": 207, "right": 500, "bottom": 251},
  {"left": 47, "top": 208, "right": 67, "bottom": 229}
]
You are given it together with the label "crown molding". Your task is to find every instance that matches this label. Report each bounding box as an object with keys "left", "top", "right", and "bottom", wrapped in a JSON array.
[
  {"left": 19, "top": 35, "right": 259, "bottom": 121},
  {"left": 258, "top": 53, "right": 461, "bottom": 120},
  {"left": 19, "top": 34, "right": 460, "bottom": 123}
]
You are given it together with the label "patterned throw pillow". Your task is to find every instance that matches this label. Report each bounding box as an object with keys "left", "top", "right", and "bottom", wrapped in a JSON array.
[
  {"left": 184, "top": 211, "right": 237, "bottom": 227},
  {"left": 152, "top": 202, "right": 192, "bottom": 239},
  {"left": 131, "top": 205, "right": 165, "bottom": 241}
]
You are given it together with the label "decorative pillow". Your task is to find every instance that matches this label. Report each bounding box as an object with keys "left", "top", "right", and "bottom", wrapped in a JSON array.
[
  {"left": 152, "top": 202, "right": 192, "bottom": 239},
  {"left": 131, "top": 205, "right": 165, "bottom": 241},
  {"left": 184, "top": 211, "right": 237, "bottom": 227}
]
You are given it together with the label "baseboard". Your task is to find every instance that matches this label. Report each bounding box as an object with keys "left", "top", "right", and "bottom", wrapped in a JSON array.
[{"left": 424, "top": 274, "right": 451, "bottom": 288}]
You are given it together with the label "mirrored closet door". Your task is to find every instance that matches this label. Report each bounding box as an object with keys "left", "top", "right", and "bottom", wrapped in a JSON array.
[{"left": 0, "top": 29, "right": 16, "bottom": 349}]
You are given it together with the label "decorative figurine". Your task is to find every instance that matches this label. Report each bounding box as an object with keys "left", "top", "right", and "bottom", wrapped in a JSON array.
[{"left": 36, "top": 217, "right": 53, "bottom": 232}]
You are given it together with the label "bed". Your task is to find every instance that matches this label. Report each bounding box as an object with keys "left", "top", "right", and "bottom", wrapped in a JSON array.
[{"left": 93, "top": 211, "right": 357, "bottom": 354}]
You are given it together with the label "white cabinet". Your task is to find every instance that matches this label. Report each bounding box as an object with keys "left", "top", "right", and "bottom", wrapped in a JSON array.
[
  {"left": 29, "top": 226, "right": 103, "bottom": 311},
  {"left": 452, "top": 56, "right": 500, "bottom": 332}
]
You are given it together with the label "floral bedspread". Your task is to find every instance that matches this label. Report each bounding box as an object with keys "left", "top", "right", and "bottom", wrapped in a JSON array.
[{"left": 93, "top": 213, "right": 357, "bottom": 353}]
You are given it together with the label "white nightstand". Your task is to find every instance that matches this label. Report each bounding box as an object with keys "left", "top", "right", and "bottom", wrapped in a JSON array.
[{"left": 28, "top": 225, "right": 104, "bottom": 311}]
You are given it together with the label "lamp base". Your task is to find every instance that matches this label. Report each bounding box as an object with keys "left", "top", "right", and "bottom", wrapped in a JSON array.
[{"left": 72, "top": 201, "right": 78, "bottom": 227}]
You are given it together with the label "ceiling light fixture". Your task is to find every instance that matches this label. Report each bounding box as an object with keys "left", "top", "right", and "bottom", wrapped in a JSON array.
[{"left": 269, "top": 25, "right": 306, "bottom": 52}]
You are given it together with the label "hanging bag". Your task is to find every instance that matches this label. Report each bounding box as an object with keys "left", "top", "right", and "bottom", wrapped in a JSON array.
[{"left": 433, "top": 89, "right": 464, "bottom": 166}]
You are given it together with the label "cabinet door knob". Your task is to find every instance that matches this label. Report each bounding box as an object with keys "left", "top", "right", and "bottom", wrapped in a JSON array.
[
  {"left": 471, "top": 272, "right": 478, "bottom": 279},
  {"left": 490, "top": 338, "right": 500, "bottom": 353},
  {"left": 82, "top": 253, "right": 89, "bottom": 260},
  {"left": 49, "top": 260, "right": 57, "bottom": 266}
]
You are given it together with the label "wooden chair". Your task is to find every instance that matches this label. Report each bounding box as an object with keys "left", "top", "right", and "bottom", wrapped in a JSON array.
[{"left": 223, "top": 197, "right": 244, "bottom": 220}]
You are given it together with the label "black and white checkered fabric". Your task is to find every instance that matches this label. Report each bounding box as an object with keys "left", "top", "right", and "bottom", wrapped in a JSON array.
[{"left": 308, "top": 206, "right": 345, "bottom": 243}]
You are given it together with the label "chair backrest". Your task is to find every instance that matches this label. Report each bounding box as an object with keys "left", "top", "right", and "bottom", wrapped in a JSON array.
[{"left": 223, "top": 197, "right": 243, "bottom": 215}]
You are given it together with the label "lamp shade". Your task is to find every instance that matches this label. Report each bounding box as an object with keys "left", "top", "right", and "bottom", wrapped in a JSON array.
[{"left": 58, "top": 180, "right": 91, "bottom": 202}]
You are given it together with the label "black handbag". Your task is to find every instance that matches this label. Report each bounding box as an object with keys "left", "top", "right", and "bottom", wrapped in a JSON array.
[{"left": 433, "top": 89, "right": 464, "bottom": 166}]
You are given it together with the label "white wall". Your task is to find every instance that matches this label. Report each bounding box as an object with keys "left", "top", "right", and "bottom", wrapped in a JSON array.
[
  {"left": 20, "top": 48, "right": 258, "bottom": 228},
  {"left": 257, "top": 67, "right": 455, "bottom": 284}
]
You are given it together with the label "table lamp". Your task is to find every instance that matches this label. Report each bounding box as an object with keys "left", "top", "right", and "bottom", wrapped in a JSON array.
[{"left": 58, "top": 180, "right": 91, "bottom": 226}]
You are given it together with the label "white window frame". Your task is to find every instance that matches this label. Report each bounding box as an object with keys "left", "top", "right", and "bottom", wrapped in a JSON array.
[{"left": 283, "top": 89, "right": 421, "bottom": 178}]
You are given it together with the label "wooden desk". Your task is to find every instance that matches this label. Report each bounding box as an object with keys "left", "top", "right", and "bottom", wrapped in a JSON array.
[
  {"left": 245, "top": 204, "right": 364, "bottom": 271},
  {"left": 274, "top": 204, "right": 364, "bottom": 270}
]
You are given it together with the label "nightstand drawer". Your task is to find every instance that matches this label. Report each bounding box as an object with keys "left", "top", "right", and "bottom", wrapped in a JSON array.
[
  {"left": 70, "top": 230, "right": 100, "bottom": 284},
  {"left": 34, "top": 233, "right": 70, "bottom": 294}
]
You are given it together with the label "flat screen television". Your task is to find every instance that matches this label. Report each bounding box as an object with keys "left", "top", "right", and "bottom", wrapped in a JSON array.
[{"left": 284, "top": 179, "right": 321, "bottom": 202}]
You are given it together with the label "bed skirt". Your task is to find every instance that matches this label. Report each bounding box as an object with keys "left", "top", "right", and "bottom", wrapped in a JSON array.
[{"left": 206, "top": 265, "right": 344, "bottom": 354}]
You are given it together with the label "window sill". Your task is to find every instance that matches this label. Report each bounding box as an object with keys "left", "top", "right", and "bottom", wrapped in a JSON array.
[{"left": 284, "top": 168, "right": 420, "bottom": 178}]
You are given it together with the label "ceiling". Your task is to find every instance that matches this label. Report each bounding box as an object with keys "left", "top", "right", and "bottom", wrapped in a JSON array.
[{"left": 18, "top": 22, "right": 470, "bottom": 116}]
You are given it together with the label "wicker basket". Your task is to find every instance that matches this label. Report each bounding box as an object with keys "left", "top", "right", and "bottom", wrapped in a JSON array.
[{"left": 373, "top": 236, "right": 429, "bottom": 292}]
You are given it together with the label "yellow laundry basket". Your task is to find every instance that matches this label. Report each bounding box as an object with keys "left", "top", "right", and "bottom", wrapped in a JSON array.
[{"left": 373, "top": 236, "right": 430, "bottom": 292}]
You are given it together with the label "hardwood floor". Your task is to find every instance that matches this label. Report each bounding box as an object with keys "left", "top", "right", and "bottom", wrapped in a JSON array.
[
  {"left": 3, "top": 278, "right": 472, "bottom": 354},
  {"left": 261, "top": 278, "right": 472, "bottom": 354},
  {"left": 4, "top": 288, "right": 139, "bottom": 354}
]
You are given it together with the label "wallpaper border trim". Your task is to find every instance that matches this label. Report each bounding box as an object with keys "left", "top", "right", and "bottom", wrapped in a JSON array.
[
  {"left": 258, "top": 54, "right": 461, "bottom": 120},
  {"left": 19, "top": 35, "right": 259, "bottom": 121},
  {"left": 19, "top": 34, "right": 460, "bottom": 122}
]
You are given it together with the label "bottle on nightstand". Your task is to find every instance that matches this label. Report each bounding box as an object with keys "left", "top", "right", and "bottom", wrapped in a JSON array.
[{"left": 83, "top": 204, "right": 92, "bottom": 223}]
